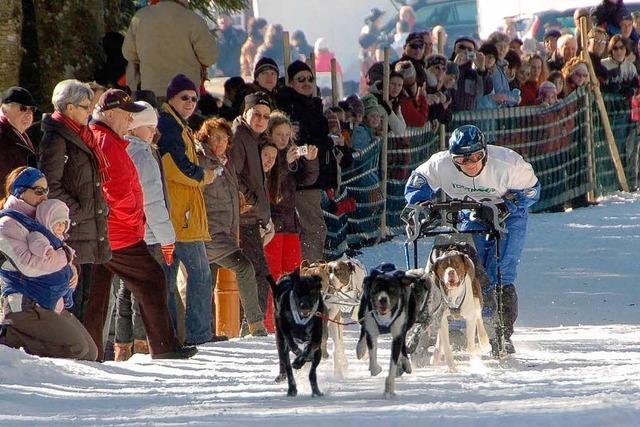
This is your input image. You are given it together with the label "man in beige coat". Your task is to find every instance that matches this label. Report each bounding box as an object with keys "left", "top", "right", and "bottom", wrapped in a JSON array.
[{"left": 122, "top": 0, "right": 218, "bottom": 98}]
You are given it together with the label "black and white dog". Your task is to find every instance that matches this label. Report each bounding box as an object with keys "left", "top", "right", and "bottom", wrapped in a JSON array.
[
  {"left": 355, "top": 263, "right": 426, "bottom": 398},
  {"left": 271, "top": 270, "right": 325, "bottom": 397}
]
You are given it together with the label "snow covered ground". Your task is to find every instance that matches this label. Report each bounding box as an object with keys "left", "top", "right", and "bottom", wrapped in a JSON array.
[{"left": 1, "top": 193, "right": 639, "bottom": 426}]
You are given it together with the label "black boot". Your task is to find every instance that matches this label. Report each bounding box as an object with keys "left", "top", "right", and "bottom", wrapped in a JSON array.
[{"left": 501, "top": 284, "right": 518, "bottom": 354}]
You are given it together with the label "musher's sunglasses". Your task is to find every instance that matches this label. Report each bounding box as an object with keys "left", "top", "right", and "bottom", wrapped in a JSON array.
[{"left": 452, "top": 150, "right": 486, "bottom": 165}]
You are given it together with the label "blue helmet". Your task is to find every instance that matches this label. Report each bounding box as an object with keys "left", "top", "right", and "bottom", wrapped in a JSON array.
[{"left": 449, "top": 125, "right": 486, "bottom": 156}]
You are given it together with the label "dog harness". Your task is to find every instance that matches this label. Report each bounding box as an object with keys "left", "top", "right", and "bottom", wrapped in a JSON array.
[
  {"left": 290, "top": 292, "right": 320, "bottom": 326},
  {"left": 371, "top": 296, "right": 404, "bottom": 334}
]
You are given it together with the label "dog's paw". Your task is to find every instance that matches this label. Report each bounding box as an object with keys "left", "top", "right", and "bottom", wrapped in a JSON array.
[
  {"left": 274, "top": 372, "right": 287, "bottom": 383},
  {"left": 446, "top": 365, "right": 458, "bottom": 373},
  {"left": 382, "top": 391, "right": 397, "bottom": 399},
  {"left": 292, "top": 356, "right": 306, "bottom": 370},
  {"left": 402, "top": 356, "right": 412, "bottom": 375},
  {"left": 356, "top": 338, "right": 366, "bottom": 360},
  {"left": 287, "top": 387, "right": 298, "bottom": 397},
  {"left": 322, "top": 348, "right": 330, "bottom": 359},
  {"left": 312, "top": 388, "right": 324, "bottom": 398},
  {"left": 370, "top": 364, "right": 383, "bottom": 376}
]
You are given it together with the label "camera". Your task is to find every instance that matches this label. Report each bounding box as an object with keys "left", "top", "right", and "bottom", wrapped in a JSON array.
[
  {"left": 297, "top": 145, "right": 308, "bottom": 156},
  {"left": 467, "top": 51, "right": 476, "bottom": 60}
]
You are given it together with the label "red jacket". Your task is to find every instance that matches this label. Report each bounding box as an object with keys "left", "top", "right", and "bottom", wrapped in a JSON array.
[
  {"left": 400, "top": 93, "right": 429, "bottom": 128},
  {"left": 90, "top": 121, "right": 145, "bottom": 250},
  {"left": 520, "top": 81, "right": 538, "bottom": 106}
]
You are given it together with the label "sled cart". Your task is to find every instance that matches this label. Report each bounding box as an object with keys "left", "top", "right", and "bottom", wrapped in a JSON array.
[{"left": 400, "top": 198, "right": 510, "bottom": 359}]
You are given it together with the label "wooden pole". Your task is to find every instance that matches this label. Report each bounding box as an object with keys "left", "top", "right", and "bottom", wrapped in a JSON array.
[
  {"left": 331, "top": 58, "right": 338, "bottom": 106},
  {"left": 578, "top": 17, "right": 629, "bottom": 192},
  {"left": 579, "top": 16, "right": 597, "bottom": 200},
  {"left": 380, "top": 47, "right": 390, "bottom": 241},
  {"left": 437, "top": 28, "right": 445, "bottom": 56},
  {"left": 283, "top": 31, "right": 291, "bottom": 85}
]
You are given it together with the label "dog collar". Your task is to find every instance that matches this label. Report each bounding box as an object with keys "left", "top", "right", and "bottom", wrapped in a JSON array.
[{"left": 290, "top": 292, "right": 319, "bottom": 326}]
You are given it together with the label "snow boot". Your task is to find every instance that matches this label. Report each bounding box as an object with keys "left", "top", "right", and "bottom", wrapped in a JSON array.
[
  {"left": 501, "top": 284, "right": 518, "bottom": 354},
  {"left": 133, "top": 339, "right": 149, "bottom": 354},
  {"left": 114, "top": 342, "right": 133, "bottom": 361},
  {"left": 249, "top": 320, "right": 268, "bottom": 337}
]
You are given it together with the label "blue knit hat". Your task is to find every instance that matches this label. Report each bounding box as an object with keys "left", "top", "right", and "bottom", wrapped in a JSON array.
[
  {"left": 10, "top": 167, "right": 45, "bottom": 198},
  {"left": 166, "top": 74, "right": 198, "bottom": 101}
]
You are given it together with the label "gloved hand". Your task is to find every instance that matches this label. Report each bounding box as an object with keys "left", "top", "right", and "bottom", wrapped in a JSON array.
[{"left": 161, "top": 243, "right": 175, "bottom": 266}]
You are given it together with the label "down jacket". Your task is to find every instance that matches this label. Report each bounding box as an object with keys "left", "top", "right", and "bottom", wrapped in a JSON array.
[
  {"left": 38, "top": 114, "right": 111, "bottom": 264},
  {"left": 158, "top": 103, "right": 209, "bottom": 242},
  {"left": 91, "top": 121, "right": 146, "bottom": 251},
  {"left": 198, "top": 144, "right": 240, "bottom": 263},
  {"left": 276, "top": 86, "right": 352, "bottom": 191},
  {"left": 125, "top": 135, "right": 176, "bottom": 246},
  {"left": 230, "top": 117, "right": 270, "bottom": 226}
]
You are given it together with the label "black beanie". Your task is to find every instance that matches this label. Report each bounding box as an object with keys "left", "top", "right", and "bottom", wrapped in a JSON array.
[
  {"left": 254, "top": 57, "right": 279, "bottom": 80},
  {"left": 287, "top": 60, "right": 312, "bottom": 81},
  {"left": 243, "top": 92, "right": 272, "bottom": 113}
]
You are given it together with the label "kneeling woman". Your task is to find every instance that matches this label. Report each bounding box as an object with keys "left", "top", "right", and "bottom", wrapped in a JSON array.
[{"left": 0, "top": 167, "right": 97, "bottom": 360}]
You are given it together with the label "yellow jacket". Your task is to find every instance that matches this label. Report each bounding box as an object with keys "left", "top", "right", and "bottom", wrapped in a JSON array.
[{"left": 157, "top": 104, "right": 209, "bottom": 242}]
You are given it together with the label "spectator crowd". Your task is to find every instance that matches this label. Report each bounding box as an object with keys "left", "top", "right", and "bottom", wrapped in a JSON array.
[{"left": 1, "top": 0, "right": 639, "bottom": 362}]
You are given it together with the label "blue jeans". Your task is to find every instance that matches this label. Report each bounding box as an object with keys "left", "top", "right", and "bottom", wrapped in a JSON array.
[
  {"left": 166, "top": 241, "right": 212, "bottom": 344},
  {"left": 461, "top": 212, "right": 528, "bottom": 287}
]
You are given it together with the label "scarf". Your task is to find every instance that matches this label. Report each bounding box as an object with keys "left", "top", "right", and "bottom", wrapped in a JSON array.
[{"left": 51, "top": 111, "right": 110, "bottom": 182}]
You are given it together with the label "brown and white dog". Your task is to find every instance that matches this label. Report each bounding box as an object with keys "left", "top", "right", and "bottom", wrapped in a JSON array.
[
  {"left": 428, "top": 250, "right": 491, "bottom": 371},
  {"left": 300, "top": 256, "right": 365, "bottom": 378}
]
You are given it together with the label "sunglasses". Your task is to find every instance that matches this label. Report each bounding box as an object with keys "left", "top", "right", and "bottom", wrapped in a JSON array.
[
  {"left": 18, "top": 105, "right": 36, "bottom": 113},
  {"left": 295, "top": 75, "right": 315, "bottom": 83},
  {"left": 452, "top": 150, "right": 486, "bottom": 165},
  {"left": 409, "top": 43, "right": 425, "bottom": 49},
  {"left": 180, "top": 95, "right": 198, "bottom": 103},
  {"left": 29, "top": 186, "right": 49, "bottom": 196}
]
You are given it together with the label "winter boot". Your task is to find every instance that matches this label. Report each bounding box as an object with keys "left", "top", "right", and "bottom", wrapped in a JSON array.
[
  {"left": 249, "top": 320, "right": 268, "bottom": 337},
  {"left": 114, "top": 342, "right": 133, "bottom": 362},
  {"left": 501, "top": 284, "right": 518, "bottom": 354},
  {"left": 133, "top": 339, "right": 149, "bottom": 354}
]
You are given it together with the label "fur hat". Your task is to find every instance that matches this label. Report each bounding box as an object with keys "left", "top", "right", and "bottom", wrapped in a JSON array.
[
  {"left": 166, "top": 74, "right": 198, "bottom": 101},
  {"left": 128, "top": 101, "right": 158, "bottom": 130},
  {"left": 394, "top": 60, "right": 417, "bottom": 87},
  {"left": 287, "top": 60, "right": 313, "bottom": 81}
]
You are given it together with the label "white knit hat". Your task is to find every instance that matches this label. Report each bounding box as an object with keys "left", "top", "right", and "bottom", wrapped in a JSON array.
[{"left": 128, "top": 101, "right": 158, "bottom": 130}]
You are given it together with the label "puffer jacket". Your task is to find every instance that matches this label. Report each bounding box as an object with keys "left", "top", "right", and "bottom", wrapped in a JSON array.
[
  {"left": 230, "top": 117, "right": 270, "bottom": 226},
  {"left": 276, "top": 86, "right": 352, "bottom": 191},
  {"left": 198, "top": 144, "right": 240, "bottom": 263},
  {"left": 270, "top": 147, "right": 319, "bottom": 233},
  {"left": 0, "top": 115, "right": 37, "bottom": 200},
  {"left": 125, "top": 135, "right": 176, "bottom": 246},
  {"left": 122, "top": 0, "right": 218, "bottom": 96},
  {"left": 38, "top": 114, "right": 111, "bottom": 264},
  {"left": 158, "top": 103, "right": 209, "bottom": 242},
  {"left": 91, "top": 121, "right": 145, "bottom": 251},
  {"left": 0, "top": 196, "right": 69, "bottom": 276}
]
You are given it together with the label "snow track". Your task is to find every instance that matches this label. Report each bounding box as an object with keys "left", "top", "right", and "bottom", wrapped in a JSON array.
[{"left": 1, "top": 193, "right": 639, "bottom": 426}]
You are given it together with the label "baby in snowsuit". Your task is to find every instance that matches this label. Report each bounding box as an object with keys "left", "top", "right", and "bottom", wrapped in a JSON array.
[{"left": 26, "top": 199, "right": 75, "bottom": 313}]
